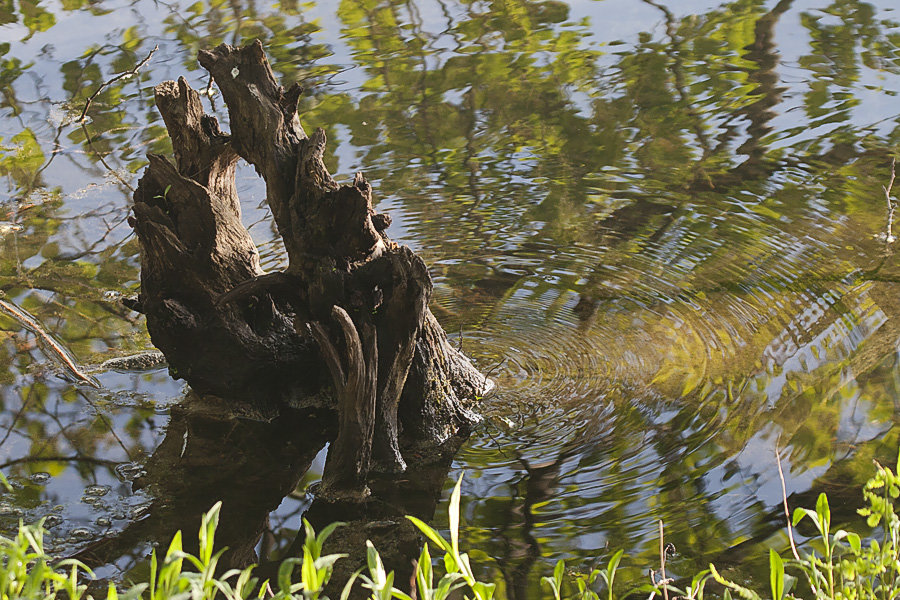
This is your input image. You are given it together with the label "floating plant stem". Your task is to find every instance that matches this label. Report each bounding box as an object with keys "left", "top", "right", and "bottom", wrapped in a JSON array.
[
  {"left": 0, "top": 296, "right": 98, "bottom": 387},
  {"left": 884, "top": 157, "right": 896, "bottom": 246}
]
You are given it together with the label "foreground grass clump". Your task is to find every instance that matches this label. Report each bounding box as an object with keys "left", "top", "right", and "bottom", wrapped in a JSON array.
[{"left": 2, "top": 454, "right": 900, "bottom": 600}]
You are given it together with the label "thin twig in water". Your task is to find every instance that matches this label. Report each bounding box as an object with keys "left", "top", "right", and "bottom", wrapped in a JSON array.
[
  {"left": 659, "top": 520, "right": 670, "bottom": 600},
  {"left": 79, "top": 122, "right": 136, "bottom": 192},
  {"left": 79, "top": 44, "right": 158, "bottom": 122},
  {"left": 74, "top": 386, "right": 134, "bottom": 461},
  {"left": 884, "top": 157, "right": 897, "bottom": 246},
  {"left": 0, "top": 383, "right": 36, "bottom": 448},
  {"left": 0, "top": 297, "right": 98, "bottom": 387},
  {"left": 480, "top": 360, "right": 503, "bottom": 398},
  {"left": 775, "top": 443, "right": 801, "bottom": 561}
]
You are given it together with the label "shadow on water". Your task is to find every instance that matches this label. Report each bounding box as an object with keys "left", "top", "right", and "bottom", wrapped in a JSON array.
[
  {"left": 3, "top": 0, "right": 900, "bottom": 595},
  {"left": 58, "top": 393, "right": 463, "bottom": 597},
  {"left": 67, "top": 398, "right": 333, "bottom": 574}
]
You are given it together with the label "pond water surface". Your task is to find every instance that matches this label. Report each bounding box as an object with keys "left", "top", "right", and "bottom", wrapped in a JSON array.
[{"left": 2, "top": 0, "right": 900, "bottom": 596}]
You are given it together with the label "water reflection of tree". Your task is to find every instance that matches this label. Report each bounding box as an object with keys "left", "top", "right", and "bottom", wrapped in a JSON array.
[
  {"left": 0, "top": 0, "right": 339, "bottom": 539},
  {"left": 1, "top": 0, "right": 900, "bottom": 595},
  {"left": 321, "top": 0, "right": 900, "bottom": 591}
]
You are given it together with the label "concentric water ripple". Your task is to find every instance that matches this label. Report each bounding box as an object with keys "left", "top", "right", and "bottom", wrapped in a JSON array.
[{"left": 434, "top": 179, "right": 900, "bottom": 549}]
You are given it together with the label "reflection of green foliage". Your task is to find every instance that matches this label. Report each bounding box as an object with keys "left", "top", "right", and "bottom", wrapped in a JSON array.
[
  {"left": 162, "top": 0, "right": 333, "bottom": 85},
  {"left": 798, "top": 1, "right": 898, "bottom": 121},
  {"left": 0, "top": 0, "right": 899, "bottom": 594},
  {"left": 14, "top": 0, "right": 55, "bottom": 36},
  {"left": 0, "top": 0, "right": 59, "bottom": 35},
  {"left": 0, "top": 129, "right": 45, "bottom": 190},
  {"left": 0, "top": 0, "right": 15, "bottom": 24},
  {"left": 0, "top": 44, "right": 28, "bottom": 102}
]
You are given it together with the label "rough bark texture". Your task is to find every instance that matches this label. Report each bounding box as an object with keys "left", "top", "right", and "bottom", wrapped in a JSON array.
[
  {"left": 130, "top": 41, "right": 488, "bottom": 493},
  {"left": 311, "top": 306, "right": 377, "bottom": 499}
]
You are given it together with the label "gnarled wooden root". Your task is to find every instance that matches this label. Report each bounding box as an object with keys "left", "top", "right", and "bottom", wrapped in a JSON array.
[{"left": 131, "top": 41, "right": 489, "bottom": 496}]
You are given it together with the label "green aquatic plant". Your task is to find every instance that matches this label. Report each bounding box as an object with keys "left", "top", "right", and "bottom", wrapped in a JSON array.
[
  {"left": 0, "top": 502, "right": 343, "bottom": 600},
  {"left": 708, "top": 449, "right": 900, "bottom": 600},
  {"left": 406, "top": 475, "right": 497, "bottom": 600},
  {"left": 0, "top": 516, "right": 96, "bottom": 600},
  {"left": 4, "top": 457, "right": 900, "bottom": 600}
]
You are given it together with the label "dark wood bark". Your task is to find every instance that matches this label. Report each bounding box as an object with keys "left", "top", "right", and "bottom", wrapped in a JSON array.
[
  {"left": 130, "top": 41, "right": 488, "bottom": 494},
  {"left": 311, "top": 306, "right": 377, "bottom": 499}
]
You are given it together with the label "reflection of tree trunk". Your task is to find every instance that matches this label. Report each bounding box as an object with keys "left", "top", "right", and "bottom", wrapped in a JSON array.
[
  {"left": 71, "top": 396, "right": 461, "bottom": 599},
  {"left": 301, "top": 452, "right": 464, "bottom": 600},
  {"left": 730, "top": 0, "right": 794, "bottom": 180},
  {"left": 576, "top": 0, "right": 796, "bottom": 320},
  {"left": 575, "top": 1, "right": 800, "bottom": 324},
  {"left": 637, "top": 0, "right": 795, "bottom": 188},
  {"left": 640, "top": 0, "right": 712, "bottom": 158},
  {"left": 494, "top": 449, "right": 574, "bottom": 600},
  {"left": 129, "top": 42, "right": 488, "bottom": 495},
  {"left": 72, "top": 398, "right": 331, "bottom": 572}
]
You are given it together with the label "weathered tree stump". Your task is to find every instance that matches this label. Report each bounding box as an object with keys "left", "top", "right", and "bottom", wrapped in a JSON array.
[{"left": 128, "top": 41, "right": 488, "bottom": 497}]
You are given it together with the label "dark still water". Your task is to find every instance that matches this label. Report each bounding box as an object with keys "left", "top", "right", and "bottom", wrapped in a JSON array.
[{"left": 2, "top": 0, "right": 900, "bottom": 595}]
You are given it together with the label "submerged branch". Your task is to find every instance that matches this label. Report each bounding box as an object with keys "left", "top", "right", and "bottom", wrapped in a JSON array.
[
  {"left": 0, "top": 296, "right": 98, "bottom": 387},
  {"left": 883, "top": 157, "right": 896, "bottom": 248}
]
